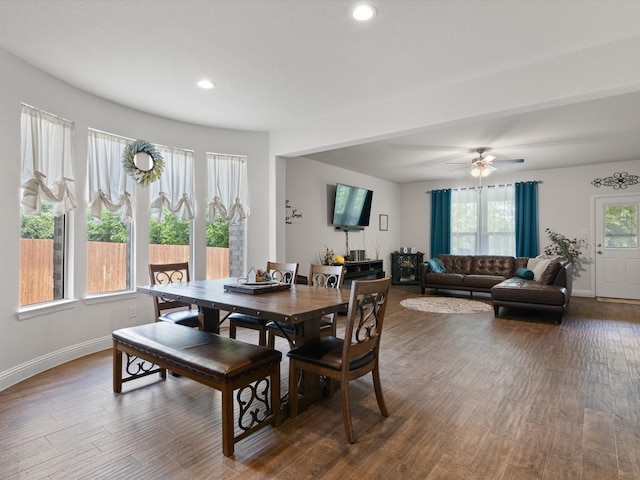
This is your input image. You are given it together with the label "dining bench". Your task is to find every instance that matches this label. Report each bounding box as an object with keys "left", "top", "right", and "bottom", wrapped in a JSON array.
[{"left": 112, "top": 322, "right": 282, "bottom": 457}]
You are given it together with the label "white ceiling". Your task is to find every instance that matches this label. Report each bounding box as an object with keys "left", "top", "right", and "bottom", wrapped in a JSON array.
[{"left": 2, "top": 0, "right": 640, "bottom": 183}]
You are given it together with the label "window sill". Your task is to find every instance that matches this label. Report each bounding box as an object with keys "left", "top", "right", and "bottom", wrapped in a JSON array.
[
  {"left": 17, "top": 299, "right": 79, "bottom": 321},
  {"left": 84, "top": 290, "right": 139, "bottom": 305}
]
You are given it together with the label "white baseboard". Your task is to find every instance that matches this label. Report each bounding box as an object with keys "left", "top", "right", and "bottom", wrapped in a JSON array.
[
  {"left": 0, "top": 336, "right": 111, "bottom": 392},
  {"left": 572, "top": 289, "right": 593, "bottom": 298}
]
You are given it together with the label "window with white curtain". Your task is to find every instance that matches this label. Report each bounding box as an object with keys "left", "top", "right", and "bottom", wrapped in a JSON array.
[
  {"left": 451, "top": 185, "right": 515, "bottom": 255},
  {"left": 19, "top": 104, "right": 76, "bottom": 306},
  {"left": 149, "top": 145, "right": 195, "bottom": 264},
  {"left": 86, "top": 129, "right": 135, "bottom": 294},
  {"left": 206, "top": 153, "right": 249, "bottom": 278},
  {"left": 207, "top": 153, "right": 249, "bottom": 224}
]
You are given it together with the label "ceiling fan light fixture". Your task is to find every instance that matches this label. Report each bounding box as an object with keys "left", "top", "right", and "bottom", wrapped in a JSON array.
[
  {"left": 470, "top": 164, "right": 496, "bottom": 177},
  {"left": 481, "top": 165, "right": 495, "bottom": 177}
]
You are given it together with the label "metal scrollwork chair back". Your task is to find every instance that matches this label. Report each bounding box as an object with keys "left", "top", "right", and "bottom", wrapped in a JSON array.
[
  {"left": 267, "top": 264, "right": 344, "bottom": 349},
  {"left": 148, "top": 262, "right": 201, "bottom": 328},
  {"left": 287, "top": 276, "right": 391, "bottom": 443},
  {"left": 229, "top": 261, "right": 299, "bottom": 346}
]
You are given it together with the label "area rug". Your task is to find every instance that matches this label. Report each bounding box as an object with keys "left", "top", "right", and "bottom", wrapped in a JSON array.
[{"left": 400, "top": 297, "right": 493, "bottom": 314}]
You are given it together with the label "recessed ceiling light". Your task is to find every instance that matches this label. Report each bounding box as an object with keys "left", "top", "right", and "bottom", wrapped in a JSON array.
[
  {"left": 351, "top": 4, "right": 377, "bottom": 21},
  {"left": 196, "top": 79, "right": 215, "bottom": 89}
]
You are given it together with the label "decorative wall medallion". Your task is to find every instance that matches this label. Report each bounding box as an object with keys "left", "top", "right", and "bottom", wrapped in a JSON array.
[
  {"left": 123, "top": 139, "right": 164, "bottom": 185},
  {"left": 592, "top": 172, "right": 639, "bottom": 189}
]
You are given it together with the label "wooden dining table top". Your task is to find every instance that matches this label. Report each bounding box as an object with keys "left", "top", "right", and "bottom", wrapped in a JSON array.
[{"left": 137, "top": 277, "right": 351, "bottom": 326}]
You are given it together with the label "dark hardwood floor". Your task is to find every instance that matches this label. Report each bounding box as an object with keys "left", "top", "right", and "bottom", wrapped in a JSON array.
[{"left": 2, "top": 286, "right": 639, "bottom": 479}]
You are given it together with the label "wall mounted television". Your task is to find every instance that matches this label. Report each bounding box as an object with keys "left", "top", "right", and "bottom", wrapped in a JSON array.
[{"left": 332, "top": 183, "right": 373, "bottom": 230}]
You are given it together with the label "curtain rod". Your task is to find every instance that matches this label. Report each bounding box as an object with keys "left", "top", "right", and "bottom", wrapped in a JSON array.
[
  {"left": 425, "top": 180, "right": 542, "bottom": 194},
  {"left": 21, "top": 102, "right": 74, "bottom": 125}
]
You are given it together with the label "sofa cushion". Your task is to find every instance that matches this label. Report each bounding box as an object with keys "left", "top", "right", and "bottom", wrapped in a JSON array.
[
  {"left": 438, "top": 255, "right": 473, "bottom": 274},
  {"left": 463, "top": 274, "right": 506, "bottom": 289},
  {"left": 427, "top": 257, "right": 446, "bottom": 273},
  {"left": 424, "top": 272, "right": 465, "bottom": 287},
  {"left": 471, "top": 256, "right": 516, "bottom": 277},
  {"left": 516, "top": 267, "right": 534, "bottom": 280}
]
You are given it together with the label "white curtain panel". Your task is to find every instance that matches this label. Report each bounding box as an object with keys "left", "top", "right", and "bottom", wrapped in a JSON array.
[
  {"left": 87, "top": 129, "right": 135, "bottom": 222},
  {"left": 206, "top": 153, "right": 250, "bottom": 224},
  {"left": 149, "top": 145, "right": 195, "bottom": 222},
  {"left": 451, "top": 187, "right": 479, "bottom": 255},
  {"left": 20, "top": 104, "right": 77, "bottom": 216},
  {"left": 483, "top": 184, "right": 515, "bottom": 255}
]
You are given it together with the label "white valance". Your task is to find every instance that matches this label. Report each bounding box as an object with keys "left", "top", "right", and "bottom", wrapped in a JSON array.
[
  {"left": 87, "top": 129, "right": 136, "bottom": 222},
  {"left": 20, "top": 104, "right": 77, "bottom": 216},
  {"left": 207, "top": 153, "right": 250, "bottom": 223},
  {"left": 149, "top": 145, "right": 195, "bottom": 222}
]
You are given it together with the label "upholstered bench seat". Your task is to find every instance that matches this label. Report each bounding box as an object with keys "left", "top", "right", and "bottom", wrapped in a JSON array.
[{"left": 112, "top": 322, "right": 281, "bottom": 456}]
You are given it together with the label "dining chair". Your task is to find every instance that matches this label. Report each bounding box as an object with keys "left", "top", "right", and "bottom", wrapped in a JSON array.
[
  {"left": 148, "top": 262, "right": 201, "bottom": 328},
  {"left": 266, "top": 264, "right": 345, "bottom": 349},
  {"left": 228, "top": 261, "right": 299, "bottom": 346},
  {"left": 287, "top": 276, "right": 391, "bottom": 443}
]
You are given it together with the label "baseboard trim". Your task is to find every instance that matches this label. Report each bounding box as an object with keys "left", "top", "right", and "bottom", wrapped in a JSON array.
[
  {"left": 571, "top": 289, "right": 592, "bottom": 298},
  {"left": 0, "top": 336, "right": 111, "bottom": 392}
]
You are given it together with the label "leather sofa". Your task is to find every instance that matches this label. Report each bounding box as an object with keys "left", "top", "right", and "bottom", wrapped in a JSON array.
[
  {"left": 419, "top": 254, "right": 527, "bottom": 294},
  {"left": 419, "top": 254, "right": 572, "bottom": 323}
]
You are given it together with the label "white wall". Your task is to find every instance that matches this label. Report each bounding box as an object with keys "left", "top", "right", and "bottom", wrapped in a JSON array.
[
  {"left": 399, "top": 159, "right": 640, "bottom": 296},
  {"left": 0, "top": 48, "right": 270, "bottom": 390},
  {"left": 285, "top": 156, "right": 400, "bottom": 279}
]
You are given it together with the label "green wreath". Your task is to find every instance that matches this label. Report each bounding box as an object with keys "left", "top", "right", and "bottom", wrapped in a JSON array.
[{"left": 122, "top": 139, "right": 164, "bottom": 185}]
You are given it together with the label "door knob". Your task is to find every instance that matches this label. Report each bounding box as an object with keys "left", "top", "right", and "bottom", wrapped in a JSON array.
[{"left": 597, "top": 250, "right": 602, "bottom": 255}]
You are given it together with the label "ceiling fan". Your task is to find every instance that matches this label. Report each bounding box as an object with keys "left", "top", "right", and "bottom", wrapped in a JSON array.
[{"left": 449, "top": 147, "right": 524, "bottom": 178}]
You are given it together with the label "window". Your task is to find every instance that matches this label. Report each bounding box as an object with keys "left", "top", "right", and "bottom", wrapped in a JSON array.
[
  {"left": 604, "top": 204, "right": 638, "bottom": 248},
  {"left": 206, "top": 153, "right": 249, "bottom": 278},
  {"left": 149, "top": 145, "right": 195, "bottom": 265},
  {"left": 20, "top": 104, "right": 76, "bottom": 306},
  {"left": 451, "top": 185, "right": 515, "bottom": 255},
  {"left": 87, "top": 129, "right": 135, "bottom": 294}
]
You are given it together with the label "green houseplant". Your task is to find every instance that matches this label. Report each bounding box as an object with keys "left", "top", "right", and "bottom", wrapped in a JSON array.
[{"left": 543, "top": 228, "right": 586, "bottom": 273}]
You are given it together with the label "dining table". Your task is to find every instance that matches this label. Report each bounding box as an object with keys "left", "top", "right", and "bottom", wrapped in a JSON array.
[{"left": 137, "top": 277, "right": 351, "bottom": 407}]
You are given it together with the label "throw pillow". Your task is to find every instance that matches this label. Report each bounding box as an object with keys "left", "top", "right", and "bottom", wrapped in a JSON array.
[
  {"left": 531, "top": 258, "right": 551, "bottom": 281},
  {"left": 427, "top": 257, "right": 446, "bottom": 273},
  {"left": 539, "top": 258, "right": 562, "bottom": 284},
  {"left": 516, "top": 267, "right": 534, "bottom": 280}
]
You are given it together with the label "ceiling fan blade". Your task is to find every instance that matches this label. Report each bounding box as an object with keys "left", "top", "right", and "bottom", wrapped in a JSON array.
[
  {"left": 449, "top": 164, "right": 472, "bottom": 172},
  {"left": 491, "top": 158, "right": 524, "bottom": 164}
]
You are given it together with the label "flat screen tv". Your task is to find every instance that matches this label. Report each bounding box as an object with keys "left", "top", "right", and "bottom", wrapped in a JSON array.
[{"left": 332, "top": 183, "right": 373, "bottom": 228}]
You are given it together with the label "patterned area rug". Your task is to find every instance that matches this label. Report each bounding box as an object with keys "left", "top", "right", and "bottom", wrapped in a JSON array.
[{"left": 400, "top": 297, "right": 493, "bottom": 314}]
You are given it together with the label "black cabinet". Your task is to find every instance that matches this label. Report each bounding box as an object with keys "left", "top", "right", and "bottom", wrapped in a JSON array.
[{"left": 391, "top": 252, "right": 423, "bottom": 285}]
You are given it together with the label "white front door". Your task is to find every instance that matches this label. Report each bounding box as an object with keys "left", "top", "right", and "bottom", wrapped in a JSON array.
[{"left": 595, "top": 195, "right": 640, "bottom": 300}]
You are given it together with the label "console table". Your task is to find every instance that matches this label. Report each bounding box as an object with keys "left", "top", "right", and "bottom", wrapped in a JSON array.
[{"left": 340, "top": 259, "right": 384, "bottom": 285}]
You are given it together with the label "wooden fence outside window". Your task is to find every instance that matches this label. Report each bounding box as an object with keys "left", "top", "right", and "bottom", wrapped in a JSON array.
[{"left": 20, "top": 239, "right": 229, "bottom": 306}]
